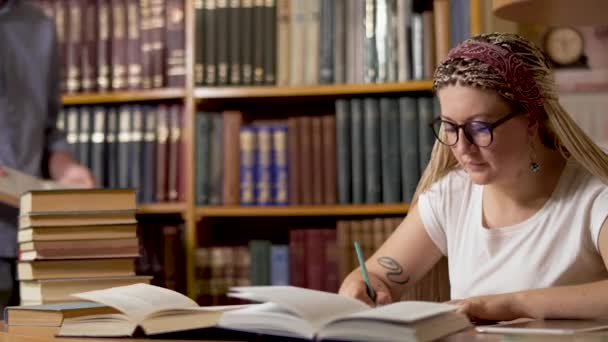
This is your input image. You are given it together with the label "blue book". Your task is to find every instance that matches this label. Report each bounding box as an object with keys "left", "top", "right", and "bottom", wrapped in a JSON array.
[
  {"left": 270, "top": 245, "right": 290, "bottom": 285},
  {"left": 255, "top": 125, "right": 273, "bottom": 206}
]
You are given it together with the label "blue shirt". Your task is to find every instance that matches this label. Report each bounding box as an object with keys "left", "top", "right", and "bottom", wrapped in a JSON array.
[{"left": 0, "top": 0, "right": 70, "bottom": 257}]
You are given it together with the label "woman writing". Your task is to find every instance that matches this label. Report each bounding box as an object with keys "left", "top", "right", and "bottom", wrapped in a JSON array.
[{"left": 339, "top": 32, "right": 608, "bottom": 322}]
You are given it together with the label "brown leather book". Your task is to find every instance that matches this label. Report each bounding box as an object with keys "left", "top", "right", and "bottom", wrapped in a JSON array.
[
  {"left": 65, "top": 0, "right": 82, "bottom": 93},
  {"left": 336, "top": 220, "right": 351, "bottom": 284},
  {"left": 126, "top": 0, "right": 142, "bottom": 89},
  {"left": 298, "top": 116, "right": 313, "bottom": 205},
  {"left": 311, "top": 116, "right": 324, "bottom": 205},
  {"left": 97, "top": 0, "right": 112, "bottom": 91},
  {"left": 221, "top": 111, "right": 243, "bottom": 205},
  {"left": 140, "top": 0, "right": 153, "bottom": 88},
  {"left": 150, "top": 0, "right": 166, "bottom": 88},
  {"left": 287, "top": 117, "right": 300, "bottom": 205},
  {"left": 18, "top": 237, "right": 140, "bottom": 261},
  {"left": 322, "top": 114, "right": 337, "bottom": 204},
  {"left": 111, "top": 0, "right": 128, "bottom": 90},
  {"left": 81, "top": 0, "right": 98, "bottom": 92},
  {"left": 166, "top": 0, "right": 186, "bottom": 87},
  {"left": 17, "top": 258, "right": 136, "bottom": 280}
]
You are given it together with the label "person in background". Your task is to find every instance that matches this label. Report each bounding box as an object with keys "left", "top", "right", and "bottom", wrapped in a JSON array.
[
  {"left": 340, "top": 32, "right": 608, "bottom": 322},
  {"left": 0, "top": 0, "right": 95, "bottom": 313}
]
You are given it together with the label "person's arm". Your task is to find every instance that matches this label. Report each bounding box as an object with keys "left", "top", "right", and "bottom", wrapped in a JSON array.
[
  {"left": 339, "top": 205, "right": 444, "bottom": 306},
  {"left": 451, "top": 218, "right": 608, "bottom": 321}
]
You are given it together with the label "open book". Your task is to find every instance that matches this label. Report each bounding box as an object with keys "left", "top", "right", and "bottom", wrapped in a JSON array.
[
  {"left": 0, "top": 166, "right": 77, "bottom": 207},
  {"left": 57, "top": 283, "right": 249, "bottom": 337},
  {"left": 217, "top": 286, "right": 471, "bottom": 342}
]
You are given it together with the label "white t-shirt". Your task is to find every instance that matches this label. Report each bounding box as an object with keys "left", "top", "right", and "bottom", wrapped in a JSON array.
[{"left": 418, "top": 159, "right": 608, "bottom": 299}]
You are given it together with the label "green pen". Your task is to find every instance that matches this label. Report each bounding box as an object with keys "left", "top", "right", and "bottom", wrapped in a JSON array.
[{"left": 354, "top": 241, "right": 376, "bottom": 303}]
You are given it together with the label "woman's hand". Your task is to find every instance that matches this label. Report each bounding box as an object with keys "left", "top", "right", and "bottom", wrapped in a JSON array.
[
  {"left": 339, "top": 271, "right": 393, "bottom": 307},
  {"left": 448, "top": 292, "right": 525, "bottom": 323}
]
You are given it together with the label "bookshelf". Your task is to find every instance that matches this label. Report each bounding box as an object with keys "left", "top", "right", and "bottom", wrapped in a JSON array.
[
  {"left": 56, "top": 0, "right": 484, "bottom": 300},
  {"left": 194, "top": 81, "right": 434, "bottom": 99},
  {"left": 194, "top": 204, "right": 410, "bottom": 219}
]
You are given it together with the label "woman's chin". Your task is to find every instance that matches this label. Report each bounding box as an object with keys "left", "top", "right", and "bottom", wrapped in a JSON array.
[{"left": 465, "top": 169, "right": 493, "bottom": 185}]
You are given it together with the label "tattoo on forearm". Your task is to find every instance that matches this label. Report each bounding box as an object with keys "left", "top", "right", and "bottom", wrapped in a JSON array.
[{"left": 377, "top": 257, "right": 410, "bottom": 285}]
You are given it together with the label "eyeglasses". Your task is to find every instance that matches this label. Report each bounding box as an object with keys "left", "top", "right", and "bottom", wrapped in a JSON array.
[{"left": 430, "top": 112, "right": 522, "bottom": 147}]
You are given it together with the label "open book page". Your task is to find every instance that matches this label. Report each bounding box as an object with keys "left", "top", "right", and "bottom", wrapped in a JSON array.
[
  {"left": 219, "top": 302, "right": 319, "bottom": 339},
  {"left": 228, "top": 286, "right": 369, "bottom": 328},
  {"left": 72, "top": 283, "right": 199, "bottom": 323},
  {"left": 331, "top": 301, "right": 460, "bottom": 323}
]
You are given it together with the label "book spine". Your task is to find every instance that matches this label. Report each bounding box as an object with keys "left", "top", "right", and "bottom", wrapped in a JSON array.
[
  {"left": 364, "top": 0, "right": 377, "bottom": 83},
  {"left": 239, "top": 125, "right": 256, "bottom": 206},
  {"left": 194, "top": 0, "right": 205, "bottom": 85},
  {"left": 105, "top": 107, "right": 118, "bottom": 188},
  {"left": 398, "top": 96, "right": 419, "bottom": 202},
  {"left": 255, "top": 125, "right": 272, "bottom": 206},
  {"left": 97, "top": 0, "right": 112, "bottom": 91},
  {"left": 287, "top": 117, "right": 300, "bottom": 205},
  {"left": 311, "top": 116, "right": 324, "bottom": 205},
  {"left": 111, "top": 0, "right": 128, "bottom": 90},
  {"left": 417, "top": 97, "right": 434, "bottom": 173},
  {"left": 91, "top": 107, "right": 107, "bottom": 187},
  {"left": 216, "top": 0, "right": 230, "bottom": 85},
  {"left": 167, "top": 105, "right": 182, "bottom": 201},
  {"left": 303, "top": 0, "right": 320, "bottom": 85},
  {"left": 322, "top": 115, "right": 337, "bottom": 205},
  {"left": 209, "top": 114, "right": 224, "bottom": 205},
  {"left": 249, "top": 240, "right": 271, "bottom": 285},
  {"left": 131, "top": 106, "right": 144, "bottom": 201},
  {"left": 142, "top": 106, "right": 158, "bottom": 203},
  {"left": 150, "top": 0, "right": 166, "bottom": 88},
  {"left": 270, "top": 245, "right": 289, "bottom": 285},
  {"left": 166, "top": 0, "right": 186, "bottom": 87},
  {"left": 335, "top": 99, "right": 351, "bottom": 204},
  {"left": 229, "top": 0, "right": 242, "bottom": 85},
  {"left": 298, "top": 116, "right": 313, "bottom": 205},
  {"left": 81, "top": 0, "right": 98, "bottom": 92},
  {"left": 276, "top": 0, "right": 290, "bottom": 86},
  {"left": 350, "top": 98, "right": 365, "bottom": 204},
  {"left": 117, "top": 106, "right": 131, "bottom": 188},
  {"left": 271, "top": 124, "right": 289, "bottom": 206},
  {"left": 380, "top": 98, "right": 401, "bottom": 203},
  {"left": 66, "top": 0, "right": 82, "bottom": 93},
  {"left": 222, "top": 111, "right": 243, "bottom": 205},
  {"left": 195, "top": 114, "right": 211, "bottom": 205},
  {"left": 263, "top": 0, "right": 276, "bottom": 85},
  {"left": 127, "top": 0, "right": 142, "bottom": 89},
  {"left": 240, "top": 0, "right": 254, "bottom": 84},
  {"left": 77, "top": 107, "right": 91, "bottom": 168},
  {"left": 319, "top": 0, "right": 334, "bottom": 84},
  {"left": 252, "top": 0, "right": 265, "bottom": 85},
  {"left": 333, "top": 0, "right": 345, "bottom": 84},
  {"left": 363, "top": 98, "right": 381, "bottom": 203},
  {"left": 156, "top": 105, "right": 170, "bottom": 202}
]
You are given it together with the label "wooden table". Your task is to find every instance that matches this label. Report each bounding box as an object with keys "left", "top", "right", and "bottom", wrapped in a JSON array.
[{"left": 3, "top": 323, "right": 608, "bottom": 342}]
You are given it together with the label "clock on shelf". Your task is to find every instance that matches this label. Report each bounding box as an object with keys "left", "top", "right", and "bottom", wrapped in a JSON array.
[{"left": 542, "top": 26, "right": 587, "bottom": 69}]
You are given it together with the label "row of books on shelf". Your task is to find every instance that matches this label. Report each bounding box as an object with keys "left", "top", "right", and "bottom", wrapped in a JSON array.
[
  {"left": 195, "top": 96, "right": 435, "bottom": 206},
  {"left": 193, "top": 217, "right": 400, "bottom": 305},
  {"left": 195, "top": 0, "right": 471, "bottom": 87},
  {"left": 58, "top": 104, "right": 185, "bottom": 203},
  {"left": 32, "top": 0, "right": 186, "bottom": 93},
  {"left": 16, "top": 189, "right": 153, "bottom": 305}
]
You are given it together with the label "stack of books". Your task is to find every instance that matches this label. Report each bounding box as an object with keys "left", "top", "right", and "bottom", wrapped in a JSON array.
[{"left": 17, "top": 188, "right": 151, "bottom": 305}]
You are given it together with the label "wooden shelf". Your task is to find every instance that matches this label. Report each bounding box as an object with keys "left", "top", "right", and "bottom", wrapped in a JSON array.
[
  {"left": 137, "top": 202, "right": 187, "bottom": 215},
  {"left": 62, "top": 88, "right": 186, "bottom": 105},
  {"left": 195, "top": 204, "right": 409, "bottom": 218},
  {"left": 194, "top": 81, "right": 433, "bottom": 99}
]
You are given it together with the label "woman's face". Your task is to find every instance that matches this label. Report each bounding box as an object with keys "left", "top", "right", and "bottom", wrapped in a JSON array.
[{"left": 437, "top": 84, "right": 531, "bottom": 185}]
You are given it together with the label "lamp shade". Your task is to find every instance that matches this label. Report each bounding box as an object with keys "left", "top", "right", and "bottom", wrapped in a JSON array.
[{"left": 493, "top": 0, "right": 608, "bottom": 26}]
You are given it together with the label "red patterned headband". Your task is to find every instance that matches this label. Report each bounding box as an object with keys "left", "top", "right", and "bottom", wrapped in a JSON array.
[{"left": 445, "top": 40, "right": 545, "bottom": 124}]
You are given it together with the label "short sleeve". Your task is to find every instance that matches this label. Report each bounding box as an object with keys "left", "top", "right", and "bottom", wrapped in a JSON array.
[
  {"left": 590, "top": 188, "right": 608, "bottom": 253},
  {"left": 418, "top": 183, "right": 448, "bottom": 256}
]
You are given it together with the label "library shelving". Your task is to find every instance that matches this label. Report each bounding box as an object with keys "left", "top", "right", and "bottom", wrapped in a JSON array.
[{"left": 56, "top": 0, "right": 484, "bottom": 299}]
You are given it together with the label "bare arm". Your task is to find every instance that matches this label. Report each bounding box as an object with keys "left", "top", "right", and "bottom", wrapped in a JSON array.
[
  {"left": 453, "top": 218, "right": 608, "bottom": 321},
  {"left": 339, "top": 205, "right": 443, "bottom": 305}
]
